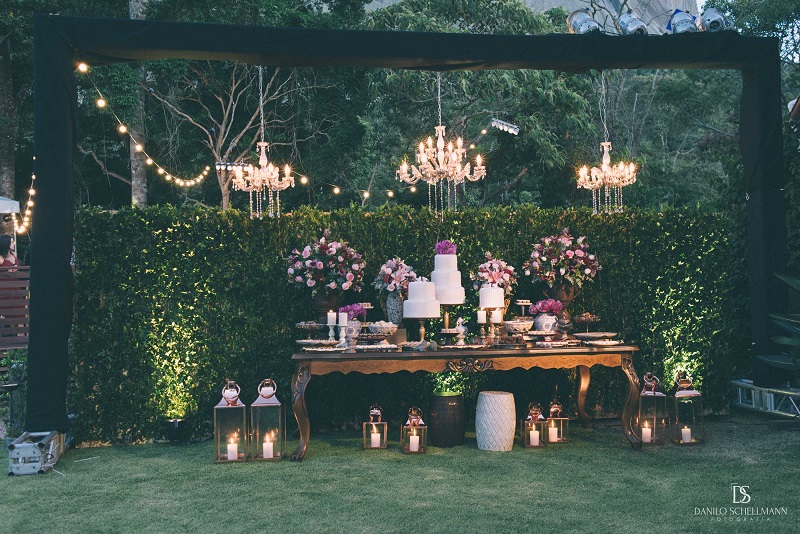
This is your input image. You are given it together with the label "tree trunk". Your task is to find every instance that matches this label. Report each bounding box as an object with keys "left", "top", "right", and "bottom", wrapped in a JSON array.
[
  {"left": 129, "top": 1, "right": 147, "bottom": 207},
  {"left": 218, "top": 170, "right": 230, "bottom": 210},
  {"left": 0, "top": 32, "right": 16, "bottom": 234}
]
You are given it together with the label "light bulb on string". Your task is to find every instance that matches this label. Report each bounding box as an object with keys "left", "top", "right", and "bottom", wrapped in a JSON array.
[
  {"left": 77, "top": 63, "right": 88, "bottom": 73},
  {"left": 96, "top": 98, "right": 106, "bottom": 108}
]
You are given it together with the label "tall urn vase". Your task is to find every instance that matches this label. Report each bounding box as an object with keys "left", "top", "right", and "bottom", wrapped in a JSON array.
[
  {"left": 312, "top": 290, "right": 339, "bottom": 323},
  {"left": 547, "top": 282, "right": 578, "bottom": 324},
  {"left": 383, "top": 291, "right": 404, "bottom": 325}
]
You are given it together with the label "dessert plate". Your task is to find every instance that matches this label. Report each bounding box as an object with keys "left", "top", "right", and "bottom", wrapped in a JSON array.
[
  {"left": 584, "top": 339, "right": 623, "bottom": 346},
  {"left": 572, "top": 332, "right": 617, "bottom": 340}
]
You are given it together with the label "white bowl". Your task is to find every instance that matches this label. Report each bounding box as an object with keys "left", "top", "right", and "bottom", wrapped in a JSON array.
[
  {"left": 369, "top": 322, "right": 398, "bottom": 336},
  {"left": 504, "top": 319, "right": 535, "bottom": 334}
]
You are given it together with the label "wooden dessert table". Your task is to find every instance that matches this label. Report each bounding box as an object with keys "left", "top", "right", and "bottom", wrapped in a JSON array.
[{"left": 290, "top": 345, "right": 642, "bottom": 460}]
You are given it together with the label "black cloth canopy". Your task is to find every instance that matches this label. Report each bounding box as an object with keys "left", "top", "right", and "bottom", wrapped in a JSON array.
[{"left": 28, "top": 14, "right": 786, "bottom": 431}]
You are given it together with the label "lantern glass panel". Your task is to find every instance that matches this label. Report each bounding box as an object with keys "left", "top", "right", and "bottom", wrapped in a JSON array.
[
  {"left": 546, "top": 417, "right": 569, "bottom": 443},
  {"left": 214, "top": 401, "right": 247, "bottom": 462},
  {"left": 400, "top": 425, "right": 427, "bottom": 454},
  {"left": 520, "top": 419, "right": 548, "bottom": 448},
  {"left": 250, "top": 394, "right": 285, "bottom": 461},
  {"left": 363, "top": 422, "right": 388, "bottom": 449},
  {"left": 638, "top": 392, "right": 669, "bottom": 445},
  {"left": 671, "top": 393, "right": 705, "bottom": 445}
]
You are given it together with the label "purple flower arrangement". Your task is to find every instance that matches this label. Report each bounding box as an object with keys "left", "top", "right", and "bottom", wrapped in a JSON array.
[
  {"left": 522, "top": 228, "right": 601, "bottom": 288},
  {"left": 435, "top": 240, "right": 457, "bottom": 255},
  {"left": 373, "top": 257, "right": 418, "bottom": 297},
  {"left": 287, "top": 230, "right": 365, "bottom": 297},
  {"left": 529, "top": 299, "right": 564, "bottom": 315},
  {"left": 339, "top": 303, "right": 367, "bottom": 321}
]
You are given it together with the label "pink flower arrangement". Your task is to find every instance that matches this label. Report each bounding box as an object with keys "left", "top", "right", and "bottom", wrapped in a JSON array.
[
  {"left": 529, "top": 299, "right": 563, "bottom": 315},
  {"left": 435, "top": 240, "right": 457, "bottom": 255},
  {"left": 373, "top": 257, "right": 418, "bottom": 297},
  {"left": 522, "top": 229, "right": 601, "bottom": 288},
  {"left": 472, "top": 253, "right": 516, "bottom": 294},
  {"left": 287, "top": 230, "right": 365, "bottom": 297},
  {"left": 339, "top": 303, "right": 367, "bottom": 321}
]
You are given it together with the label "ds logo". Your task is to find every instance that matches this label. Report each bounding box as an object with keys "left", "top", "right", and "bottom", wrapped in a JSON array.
[{"left": 732, "top": 484, "right": 751, "bottom": 504}]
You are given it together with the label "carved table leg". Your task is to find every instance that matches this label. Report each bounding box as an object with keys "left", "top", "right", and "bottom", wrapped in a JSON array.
[
  {"left": 290, "top": 364, "right": 311, "bottom": 461},
  {"left": 576, "top": 365, "right": 592, "bottom": 428},
  {"left": 620, "top": 355, "right": 642, "bottom": 451}
]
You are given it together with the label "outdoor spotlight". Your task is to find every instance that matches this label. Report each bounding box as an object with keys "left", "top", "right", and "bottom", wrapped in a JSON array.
[
  {"left": 490, "top": 118, "right": 520, "bottom": 136},
  {"left": 697, "top": 7, "right": 729, "bottom": 32},
  {"left": 667, "top": 9, "right": 697, "bottom": 34},
  {"left": 619, "top": 12, "right": 647, "bottom": 35},
  {"left": 567, "top": 9, "right": 600, "bottom": 34}
]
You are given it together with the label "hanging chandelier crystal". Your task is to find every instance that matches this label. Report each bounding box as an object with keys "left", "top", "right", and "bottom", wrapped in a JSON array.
[
  {"left": 228, "top": 66, "right": 294, "bottom": 219},
  {"left": 576, "top": 73, "right": 637, "bottom": 214},
  {"left": 396, "top": 73, "right": 485, "bottom": 213}
]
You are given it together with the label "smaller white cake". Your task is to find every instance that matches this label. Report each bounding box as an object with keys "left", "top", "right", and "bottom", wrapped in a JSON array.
[
  {"left": 479, "top": 284, "right": 505, "bottom": 309},
  {"left": 431, "top": 254, "right": 465, "bottom": 305},
  {"left": 404, "top": 281, "right": 441, "bottom": 319}
]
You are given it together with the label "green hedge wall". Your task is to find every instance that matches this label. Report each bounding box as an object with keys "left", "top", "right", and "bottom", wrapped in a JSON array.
[{"left": 70, "top": 205, "right": 749, "bottom": 444}]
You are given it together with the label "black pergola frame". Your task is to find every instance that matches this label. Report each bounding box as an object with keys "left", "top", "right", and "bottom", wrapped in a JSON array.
[{"left": 27, "top": 14, "right": 786, "bottom": 431}]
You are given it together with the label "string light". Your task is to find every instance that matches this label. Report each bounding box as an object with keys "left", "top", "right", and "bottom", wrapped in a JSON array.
[
  {"left": 410, "top": 186, "right": 417, "bottom": 193},
  {"left": 387, "top": 190, "right": 394, "bottom": 198},
  {"left": 299, "top": 176, "right": 308, "bottom": 185},
  {"left": 77, "top": 64, "right": 207, "bottom": 189},
  {"left": 333, "top": 186, "right": 340, "bottom": 195},
  {"left": 14, "top": 157, "right": 36, "bottom": 234},
  {"left": 362, "top": 191, "right": 370, "bottom": 199}
]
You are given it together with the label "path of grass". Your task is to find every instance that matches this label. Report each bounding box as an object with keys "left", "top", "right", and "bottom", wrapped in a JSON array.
[{"left": 1, "top": 413, "right": 798, "bottom": 534}]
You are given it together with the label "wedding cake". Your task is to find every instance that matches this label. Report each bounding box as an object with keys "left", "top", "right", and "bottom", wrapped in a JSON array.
[
  {"left": 479, "top": 284, "right": 504, "bottom": 309},
  {"left": 403, "top": 281, "right": 441, "bottom": 319},
  {"left": 431, "top": 254, "right": 465, "bottom": 305}
]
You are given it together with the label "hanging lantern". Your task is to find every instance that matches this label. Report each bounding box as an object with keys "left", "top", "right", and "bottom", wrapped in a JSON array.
[
  {"left": 546, "top": 400, "right": 569, "bottom": 444},
  {"left": 400, "top": 407, "right": 427, "bottom": 454},
  {"left": 637, "top": 372, "right": 669, "bottom": 445},
  {"left": 520, "top": 402, "right": 548, "bottom": 448},
  {"left": 214, "top": 379, "right": 247, "bottom": 462},
  {"left": 362, "top": 404, "right": 388, "bottom": 450},
  {"left": 249, "top": 378, "right": 285, "bottom": 461},
  {"left": 671, "top": 371, "right": 705, "bottom": 445}
]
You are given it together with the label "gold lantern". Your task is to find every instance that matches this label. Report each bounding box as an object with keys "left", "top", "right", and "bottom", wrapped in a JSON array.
[
  {"left": 638, "top": 372, "right": 669, "bottom": 445},
  {"left": 400, "top": 407, "right": 427, "bottom": 454},
  {"left": 362, "top": 404, "right": 388, "bottom": 449},
  {"left": 214, "top": 379, "right": 247, "bottom": 462},
  {"left": 249, "top": 378, "right": 285, "bottom": 461},
  {"left": 520, "top": 403, "right": 548, "bottom": 448},
  {"left": 546, "top": 400, "right": 569, "bottom": 444},
  {"left": 671, "top": 371, "right": 705, "bottom": 445}
]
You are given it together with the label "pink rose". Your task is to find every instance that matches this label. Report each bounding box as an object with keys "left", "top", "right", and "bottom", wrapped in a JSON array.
[
  {"left": 342, "top": 281, "right": 352, "bottom": 290},
  {"left": 306, "top": 279, "right": 316, "bottom": 287},
  {"left": 584, "top": 268, "right": 592, "bottom": 275},
  {"left": 565, "top": 250, "right": 574, "bottom": 258},
  {"left": 294, "top": 261, "right": 302, "bottom": 268},
  {"left": 346, "top": 272, "right": 355, "bottom": 282},
  {"left": 327, "top": 282, "right": 337, "bottom": 289},
  {"left": 295, "top": 276, "right": 302, "bottom": 282},
  {"left": 302, "top": 247, "right": 311, "bottom": 259},
  {"left": 352, "top": 264, "right": 360, "bottom": 271},
  {"left": 387, "top": 283, "right": 396, "bottom": 292},
  {"left": 288, "top": 268, "right": 294, "bottom": 275},
  {"left": 575, "top": 250, "right": 585, "bottom": 257}
]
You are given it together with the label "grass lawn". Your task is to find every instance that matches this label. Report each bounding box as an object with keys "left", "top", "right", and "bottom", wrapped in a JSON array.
[{"left": 1, "top": 412, "right": 798, "bottom": 534}]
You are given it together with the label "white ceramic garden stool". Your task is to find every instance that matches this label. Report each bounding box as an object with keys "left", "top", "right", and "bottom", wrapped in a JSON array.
[{"left": 475, "top": 391, "right": 516, "bottom": 451}]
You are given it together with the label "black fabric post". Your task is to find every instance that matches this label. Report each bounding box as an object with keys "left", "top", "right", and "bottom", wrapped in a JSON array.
[
  {"left": 26, "top": 15, "right": 75, "bottom": 431},
  {"left": 27, "top": 15, "right": 787, "bottom": 430}
]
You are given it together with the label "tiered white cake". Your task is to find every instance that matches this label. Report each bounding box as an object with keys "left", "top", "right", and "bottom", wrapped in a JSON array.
[
  {"left": 479, "top": 284, "right": 505, "bottom": 308},
  {"left": 431, "top": 254, "right": 465, "bottom": 305},
  {"left": 403, "top": 281, "right": 441, "bottom": 319}
]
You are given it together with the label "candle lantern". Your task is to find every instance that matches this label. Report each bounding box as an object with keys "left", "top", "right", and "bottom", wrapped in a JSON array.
[
  {"left": 670, "top": 371, "right": 705, "bottom": 445},
  {"left": 638, "top": 372, "right": 669, "bottom": 445},
  {"left": 546, "top": 401, "right": 569, "bottom": 443},
  {"left": 214, "top": 379, "right": 247, "bottom": 462},
  {"left": 249, "top": 378, "right": 285, "bottom": 461},
  {"left": 362, "top": 404, "right": 388, "bottom": 449},
  {"left": 520, "top": 403, "right": 548, "bottom": 448},
  {"left": 400, "top": 407, "right": 427, "bottom": 454}
]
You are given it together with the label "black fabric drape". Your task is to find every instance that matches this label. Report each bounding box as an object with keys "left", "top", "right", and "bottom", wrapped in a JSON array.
[{"left": 27, "top": 14, "right": 787, "bottom": 431}]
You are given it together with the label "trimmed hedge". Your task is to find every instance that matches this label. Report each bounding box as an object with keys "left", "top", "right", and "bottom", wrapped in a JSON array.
[{"left": 70, "top": 205, "right": 749, "bottom": 443}]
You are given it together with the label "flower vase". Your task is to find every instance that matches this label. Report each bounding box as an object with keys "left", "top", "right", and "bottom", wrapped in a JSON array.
[
  {"left": 385, "top": 292, "right": 404, "bottom": 325},
  {"left": 345, "top": 320, "right": 362, "bottom": 349},
  {"left": 533, "top": 313, "right": 559, "bottom": 332},
  {"left": 312, "top": 290, "right": 339, "bottom": 323},
  {"left": 547, "top": 283, "right": 579, "bottom": 324}
]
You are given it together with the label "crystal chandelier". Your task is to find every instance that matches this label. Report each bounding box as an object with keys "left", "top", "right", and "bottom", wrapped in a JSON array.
[
  {"left": 577, "top": 73, "right": 637, "bottom": 214},
  {"left": 228, "top": 66, "right": 294, "bottom": 219},
  {"left": 396, "top": 73, "right": 485, "bottom": 213}
]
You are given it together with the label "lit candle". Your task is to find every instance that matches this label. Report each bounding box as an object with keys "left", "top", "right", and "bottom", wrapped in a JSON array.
[
  {"left": 370, "top": 425, "right": 381, "bottom": 448},
  {"left": 490, "top": 309, "right": 502, "bottom": 324},
  {"left": 227, "top": 437, "right": 238, "bottom": 460},
  {"left": 641, "top": 422, "right": 652, "bottom": 444},
  {"left": 681, "top": 426, "right": 692, "bottom": 443},
  {"left": 338, "top": 312, "right": 349, "bottom": 326},
  {"left": 409, "top": 430, "right": 420, "bottom": 452},
  {"left": 530, "top": 429, "right": 540, "bottom": 447},
  {"left": 263, "top": 434, "right": 273, "bottom": 459},
  {"left": 327, "top": 310, "right": 337, "bottom": 326},
  {"left": 548, "top": 423, "right": 559, "bottom": 443},
  {"left": 476, "top": 310, "right": 487, "bottom": 324}
]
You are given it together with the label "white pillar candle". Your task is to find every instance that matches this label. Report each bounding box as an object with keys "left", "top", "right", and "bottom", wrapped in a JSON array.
[
  {"left": 641, "top": 424, "right": 652, "bottom": 444},
  {"left": 327, "top": 310, "right": 337, "bottom": 325},
  {"left": 227, "top": 440, "right": 238, "bottom": 460},
  {"left": 490, "top": 309, "right": 502, "bottom": 323},
  {"left": 681, "top": 426, "right": 692, "bottom": 443},
  {"left": 371, "top": 432, "right": 381, "bottom": 448},
  {"left": 262, "top": 436, "right": 273, "bottom": 459},
  {"left": 548, "top": 424, "right": 559, "bottom": 443},
  {"left": 409, "top": 434, "right": 420, "bottom": 452},
  {"left": 530, "top": 429, "right": 540, "bottom": 447},
  {"left": 476, "top": 310, "right": 487, "bottom": 324},
  {"left": 338, "top": 312, "right": 349, "bottom": 326}
]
